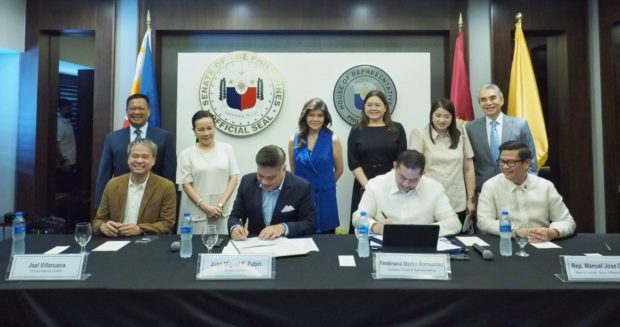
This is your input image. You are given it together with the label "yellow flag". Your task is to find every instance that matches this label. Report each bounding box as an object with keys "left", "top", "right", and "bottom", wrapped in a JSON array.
[{"left": 507, "top": 19, "right": 548, "bottom": 169}]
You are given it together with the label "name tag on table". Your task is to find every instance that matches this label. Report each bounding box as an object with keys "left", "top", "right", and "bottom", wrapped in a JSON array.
[
  {"left": 557, "top": 255, "right": 620, "bottom": 282},
  {"left": 6, "top": 254, "right": 89, "bottom": 281},
  {"left": 372, "top": 253, "right": 452, "bottom": 280},
  {"left": 196, "top": 254, "right": 275, "bottom": 280}
]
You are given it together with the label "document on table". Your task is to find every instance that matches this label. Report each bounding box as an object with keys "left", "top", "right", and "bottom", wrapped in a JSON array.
[
  {"left": 44, "top": 246, "right": 70, "bottom": 254},
  {"left": 338, "top": 255, "right": 356, "bottom": 267},
  {"left": 92, "top": 241, "right": 130, "bottom": 252},
  {"left": 456, "top": 236, "right": 490, "bottom": 247},
  {"left": 529, "top": 241, "right": 561, "bottom": 249},
  {"left": 229, "top": 237, "right": 318, "bottom": 257},
  {"left": 437, "top": 237, "right": 462, "bottom": 252}
]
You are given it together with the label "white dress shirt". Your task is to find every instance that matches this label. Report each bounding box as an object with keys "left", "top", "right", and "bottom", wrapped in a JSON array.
[
  {"left": 485, "top": 112, "right": 504, "bottom": 145},
  {"left": 130, "top": 122, "right": 148, "bottom": 142},
  {"left": 57, "top": 114, "right": 76, "bottom": 166},
  {"left": 123, "top": 173, "right": 149, "bottom": 224},
  {"left": 352, "top": 170, "right": 461, "bottom": 236},
  {"left": 477, "top": 173, "right": 576, "bottom": 237}
]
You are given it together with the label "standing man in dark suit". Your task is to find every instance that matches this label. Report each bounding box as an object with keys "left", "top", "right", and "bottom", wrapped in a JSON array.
[
  {"left": 95, "top": 93, "right": 176, "bottom": 208},
  {"left": 228, "top": 145, "right": 316, "bottom": 240},
  {"left": 466, "top": 83, "right": 537, "bottom": 192}
]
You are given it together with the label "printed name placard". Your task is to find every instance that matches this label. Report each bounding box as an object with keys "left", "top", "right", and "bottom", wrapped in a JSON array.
[
  {"left": 372, "top": 253, "right": 451, "bottom": 280},
  {"left": 196, "top": 254, "right": 275, "bottom": 280},
  {"left": 560, "top": 255, "right": 620, "bottom": 282},
  {"left": 7, "top": 254, "right": 88, "bottom": 281}
]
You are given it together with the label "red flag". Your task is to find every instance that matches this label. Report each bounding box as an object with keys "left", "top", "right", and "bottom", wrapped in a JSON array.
[{"left": 450, "top": 30, "right": 474, "bottom": 121}]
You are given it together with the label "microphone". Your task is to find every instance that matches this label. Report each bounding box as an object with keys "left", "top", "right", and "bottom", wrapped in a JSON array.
[
  {"left": 170, "top": 241, "right": 180, "bottom": 252},
  {"left": 472, "top": 243, "right": 494, "bottom": 260}
]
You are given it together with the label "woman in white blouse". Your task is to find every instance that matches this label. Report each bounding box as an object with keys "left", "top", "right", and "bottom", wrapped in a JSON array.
[
  {"left": 408, "top": 98, "right": 475, "bottom": 225},
  {"left": 177, "top": 111, "right": 239, "bottom": 234}
]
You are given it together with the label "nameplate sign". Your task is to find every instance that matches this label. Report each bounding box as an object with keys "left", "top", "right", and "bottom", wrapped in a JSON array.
[
  {"left": 559, "top": 255, "right": 620, "bottom": 282},
  {"left": 372, "top": 253, "right": 451, "bottom": 280},
  {"left": 7, "top": 254, "right": 88, "bottom": 281},
  {"left": 196, "top": 254, "right": 275, "bottom": 280}
]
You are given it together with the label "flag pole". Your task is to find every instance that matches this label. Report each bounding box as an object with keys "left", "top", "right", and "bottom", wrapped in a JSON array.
[
  {"left": 450, "top": 11, "right": 474, "bottom": 121},
  {"left": 146, "top": 10, "right": 151, "bottom": 29},
  {"left": 515, "top": 12, "right": 523, "bottom": 24}
]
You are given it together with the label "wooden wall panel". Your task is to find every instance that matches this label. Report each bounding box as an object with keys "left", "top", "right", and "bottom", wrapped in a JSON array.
[
  {"left": 16, "top": 0, "right": 114, "bottom": 217},
  {"left": 139, "top": 0, "right": 468, "bottom": 100},
  {"left": 491, "top": 0, "right": 593, "bottom": 231},
  {"left": 599, "top": 0, "right": 620, "bottom": 232}
]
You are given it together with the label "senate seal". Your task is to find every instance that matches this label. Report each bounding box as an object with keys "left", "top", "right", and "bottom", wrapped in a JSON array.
[
  {"left": 332, "top": 65, "right": 397, "bottom": 126},
  {"left": 199, "top": 51, "right": 284, "bottom": 136}
]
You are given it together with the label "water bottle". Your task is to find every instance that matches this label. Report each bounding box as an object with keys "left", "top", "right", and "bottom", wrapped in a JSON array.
[
  {"left": 12, "top": 211, "right": 26, "bottom": 255},
  {"left": 499, "top": 210, "right": 512, "bottom": 256},
  {"left": 180, "top": 212, "right": 192, "bottom": 258},
  {"left": 357, "top": 211, "right": 370, "bottom": 258}
]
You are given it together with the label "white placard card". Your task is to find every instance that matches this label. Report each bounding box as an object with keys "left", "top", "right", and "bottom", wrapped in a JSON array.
[
  {"left": 557, "top": 255, "right": 620, "bottom": 282},
  {"left": 6, "top": 254, "right": 89, "bottom": 281},
  {"left": 197, "top": 254, "right": 275, "bottom": 280},
  {"left": 372, "top": 253, "right": 451, "bottom": 280}
]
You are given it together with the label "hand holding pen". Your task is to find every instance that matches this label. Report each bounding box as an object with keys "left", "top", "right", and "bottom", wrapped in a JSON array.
[
  {"left": 371, "top": 211, "right": 392, "bottom": 234},
  {"left": 231, "top": 218, "right": 249, "bottom": 241}
]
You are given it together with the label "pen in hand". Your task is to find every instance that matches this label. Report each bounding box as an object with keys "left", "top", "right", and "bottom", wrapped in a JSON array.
[
  {"left": 237, "top": 218, "right": 249, "bottom": 240},
  {"left": 380, "top": 211, "right": 388, "bottom": 220},
  {"left": 605, "top": 243, "right": 612, "bottom": 252}
]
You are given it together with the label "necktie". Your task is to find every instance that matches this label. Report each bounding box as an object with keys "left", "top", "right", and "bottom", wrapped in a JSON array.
[
  {"left": 134, "top": 129, "right": 142, "bottom": 140},
  {"left": 490, "top": 120, "right": 500, "bottom": 162}
]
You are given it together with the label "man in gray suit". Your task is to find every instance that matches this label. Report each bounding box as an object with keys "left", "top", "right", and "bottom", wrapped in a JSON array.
[{"left": 466, "top": 83, "right": 537, "bottom": 192}]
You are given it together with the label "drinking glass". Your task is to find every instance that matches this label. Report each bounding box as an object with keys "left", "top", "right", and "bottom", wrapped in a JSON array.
[
  {"left": 514, "top": 226, "right": 530, "bottom": 257},
  {"left": 202, "top": 224, "right": 218, "bottom": 253},
  {"left": 74, "top": 222, "right": 92, "bottom": 254}
]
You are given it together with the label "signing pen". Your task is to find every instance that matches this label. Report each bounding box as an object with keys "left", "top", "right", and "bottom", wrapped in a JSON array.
[
  {"left": 605, "top": 243, "right": 612, "bottom": 252},
  {"left": 380, "top": 211, "right": 388, "bottom": 220}
]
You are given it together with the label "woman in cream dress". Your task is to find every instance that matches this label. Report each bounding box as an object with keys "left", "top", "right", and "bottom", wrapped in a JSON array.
[
  {"left": 177, "top": 111, "right": 239, "bottom": 234},
  {"left": 408, "top": 98, "right": 475, "bottom": 225}
]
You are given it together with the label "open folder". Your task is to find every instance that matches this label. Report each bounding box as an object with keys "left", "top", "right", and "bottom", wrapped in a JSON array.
[{"left": 229, "top": 237, "right": 319, "bottom": 257}]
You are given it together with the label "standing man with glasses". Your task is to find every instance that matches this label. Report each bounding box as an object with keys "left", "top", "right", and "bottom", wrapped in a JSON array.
[
  {"left": 466, "top": 83, "right": 538, "bottom": 194},
  {"left": 476, "top": 141, "right": 575, "bottom": 242},
  {"left": 95, "top": 93, "right": 176, "bottom": 208}
]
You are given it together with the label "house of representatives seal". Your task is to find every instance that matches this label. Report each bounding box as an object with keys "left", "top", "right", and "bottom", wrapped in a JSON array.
[{"left": 332, "top": 65, "right": 397, "bottom": 126}]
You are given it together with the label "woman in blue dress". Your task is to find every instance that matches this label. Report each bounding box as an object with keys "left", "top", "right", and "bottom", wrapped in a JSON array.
[{"left": 288, "top": 98, "right": 344, "bottom": 234}]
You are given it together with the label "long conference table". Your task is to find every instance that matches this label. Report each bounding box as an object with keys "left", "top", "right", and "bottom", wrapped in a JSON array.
[{"left": 1, "top": 233, "right": 620, "bottom": 326}]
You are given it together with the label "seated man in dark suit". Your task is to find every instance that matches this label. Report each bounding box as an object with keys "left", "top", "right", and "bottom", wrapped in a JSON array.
[
  {"left": 92, "top": 139, "right": 177, "bottom": 237},
  {"left": 95, "top": 93, "right": 176, "bottom": 208},
  {"left": 228, "top": 145, "right": 317, "bottom": 240}
]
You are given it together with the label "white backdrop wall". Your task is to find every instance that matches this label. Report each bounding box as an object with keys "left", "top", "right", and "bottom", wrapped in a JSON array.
[{"left": 177, "top": 52, "right": 431, "bottom": 230}]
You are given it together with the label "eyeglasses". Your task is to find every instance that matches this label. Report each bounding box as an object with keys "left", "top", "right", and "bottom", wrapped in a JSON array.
[{"left": 496, "top": 159, "right": 524, "bottom": 168}]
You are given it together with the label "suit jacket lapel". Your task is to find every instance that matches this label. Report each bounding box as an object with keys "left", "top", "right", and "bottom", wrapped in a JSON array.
[
  {"left": 271, "top": 173, "right": 291, "bottom": 224},
  {"left": 121, "top": 127, "right": 131, "bottom": 142},
  {"left": 138, "top": 175, "right": 155, "bottom": 222},
  {"left": 118, "top": 174, "right": 129, "bottom": 222},
  {"left": 253, "top": 179, "right": 265, "bottom": 228},
  {"left": 501, "top": 116, "right": 513, "bottom": 143},
  {"left": 476, "top": 118, "right": 494, "bottom": 163}
]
